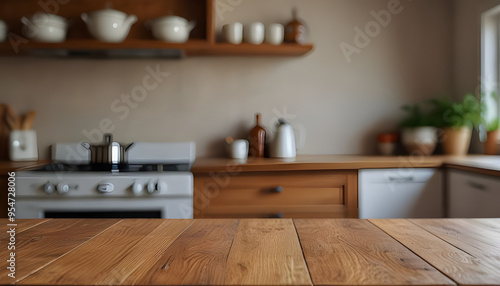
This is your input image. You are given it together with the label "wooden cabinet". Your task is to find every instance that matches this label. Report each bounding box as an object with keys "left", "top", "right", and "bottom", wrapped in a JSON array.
[
  {"left": 194, "top": 170, "right": 358, "bottom": 218},
  {"left": 448, "top": 169, "right": 500, "bottom": 218},
  {"left": 0, "top": 0, "right": 313, "bottom": 57}
]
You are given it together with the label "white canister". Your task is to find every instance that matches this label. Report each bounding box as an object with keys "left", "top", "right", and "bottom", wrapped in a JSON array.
[
  {"left": 9, "top": 130, "right": 39, "bottom": 161},
  {"left": 222, "top": 22, "right": 243, "bottom": 44},
  {"left": 0, "top": 20, "right": 7, "bottom": 42},
  {"left": 265, "top": 23, "right": 284, "bottom": 45},
  {"left": 244, "top": 22, "right": 264, "bottom": 45},
  {"left": 227, "top": 139, "right": 249, "bottom": 160}
]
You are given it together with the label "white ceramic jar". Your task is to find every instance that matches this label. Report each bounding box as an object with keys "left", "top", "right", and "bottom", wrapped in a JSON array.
[
  {"left": 0, "top": 20, "right": 7, "bottom": 42},
  {"left": 9, "top": 130, "right": 39, "bottom": 161},
  {"left": 149, "top": 15, "right": 196, "bottom": 43},
  {"left": 265, "top": 23, "right": 284, "bottom": 45},
  {"left": 81, "top": 9, "right": 137, "bottom": 42},
  {"left": 227, "top": 139, "right": 249, "bottom": 160},
  {"left": 244, "top": 22, "right": 264, "bottom": 45},
  {"left": 21, "top": 13, "right": 68, "bottom": 42},
  {"left": 222, "top": 22, "right": 243, "bottom": 44}
]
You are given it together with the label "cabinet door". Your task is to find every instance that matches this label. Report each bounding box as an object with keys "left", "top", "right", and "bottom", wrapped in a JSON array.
[
  {"left": 359, "top": 168, "right": 443, "bottom": 219},
  {"left": 448, "top": 170, "right": 500, "bottom": 218},
  {"left": 194, "top": 170, "right": 358, "bottom": 218}
]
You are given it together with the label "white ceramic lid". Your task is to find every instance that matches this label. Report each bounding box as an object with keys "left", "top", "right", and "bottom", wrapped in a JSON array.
[
  {"left": 89, "top": 9, "right": 128, "bottom": 19},
  {"left": 30, "top": 13, "right": 67, "bottom": 27},
  {"left": 153, "top": 15, "right": 189, "bottom": 26}
]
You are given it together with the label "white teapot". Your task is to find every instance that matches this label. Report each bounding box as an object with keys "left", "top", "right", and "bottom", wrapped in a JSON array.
[{"left": 82, "top": 9, "right": 137, "bottom": 42}]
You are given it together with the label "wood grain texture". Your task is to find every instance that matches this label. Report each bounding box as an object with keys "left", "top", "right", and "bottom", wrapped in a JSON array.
[
  {"left": 411, "top": 219, "right": 500, "bottom": 280},
  {"left": 0, "top": 219, "right": 50, "bottom": 239},
  {"left": 19, "top": 219, "right": 192, "bottom": 285},
  {"left": 371, "top": 219, "right": 500, "bottom": 286},
  {"left": 225, "top": 219, "right": 312, "bottom": 285},
  {"left": 192, "top": 155, "right": 450, "bottom": 173},
  {"left": 0, "top": 219, "right": 119, "bottom": 284},
  {"left": 125, "top": 219, "right": 239, "bottom": 285},
  {"left": 199, "top": 205, "right": 349, "bottom": 218},
  {"left": 294, "top": 219, "right": 455, "bottom": 286}
]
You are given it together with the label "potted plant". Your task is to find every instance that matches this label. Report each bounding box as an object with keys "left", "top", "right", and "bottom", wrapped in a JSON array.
[
  {"left": 484, "top": 92, "right": 499, "bottom": 155},
  {"left": 429, "top": 94, "right": 484, "bottom": 155},
  {"left": 400, "top": 104, "right": 438, "bottom": 156}
]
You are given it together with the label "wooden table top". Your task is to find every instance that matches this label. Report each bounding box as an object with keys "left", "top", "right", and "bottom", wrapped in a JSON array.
[{"left": 1, "top": 219, "right": 499, "bottom": 286}]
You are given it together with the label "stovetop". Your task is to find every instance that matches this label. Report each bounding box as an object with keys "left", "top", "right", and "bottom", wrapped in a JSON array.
[{"left": 34, "top": 163, "right": 192, "bottom": 173}]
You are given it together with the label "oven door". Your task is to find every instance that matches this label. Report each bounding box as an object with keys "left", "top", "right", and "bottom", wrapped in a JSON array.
[{"left": 16, "top": 198, "right": 193, "bottom": 219}]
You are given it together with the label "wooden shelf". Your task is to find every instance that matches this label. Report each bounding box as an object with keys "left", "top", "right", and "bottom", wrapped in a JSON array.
[
  {"left": 188, "top": 43, "right": 314, "bottom": 57},
  {"left": 0, "top": 40, "right": 313, "bottom": 57},
  {"left": 0, "top": 0, "right": 314, "bottom": 57}
]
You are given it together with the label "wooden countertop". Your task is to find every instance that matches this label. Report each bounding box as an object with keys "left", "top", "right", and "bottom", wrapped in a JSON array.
[
  {"left": 2, "top": 218, "right": 499, "bottom": 286},
  {"left": 0, "top": 160, "right": 50, "bottom": 173},
  {"left": 192, "top": 155, "right": 500, "bottom": 177}
]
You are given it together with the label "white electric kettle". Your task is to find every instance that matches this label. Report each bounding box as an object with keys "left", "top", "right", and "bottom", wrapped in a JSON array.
[{"left": 270, "top": 118, "right": 296, "bottom": 158}]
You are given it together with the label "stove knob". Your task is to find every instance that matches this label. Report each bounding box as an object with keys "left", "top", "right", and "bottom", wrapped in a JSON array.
[
  {"left": 147, "top": 181, "right": 157, "bottom": 194},
  {"left": 57, "top": 183, "right": 70, "bottom": 194},
  {"left": 97, "top": 183, "right": 114, "bottom": 193},
  {"left": 43, "top": 182, "right": 55, "bottom": 194},
  {"left": 132, "top": 182, "right": 143, "bottom": 195},
  {"left": 156, "top": 180, "right": 168, "bottom": 192}
]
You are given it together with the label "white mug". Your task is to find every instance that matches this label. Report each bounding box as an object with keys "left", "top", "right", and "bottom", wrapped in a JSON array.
[
  {"left": 244, "top": 22, "right": 264, "bottom": 45},
  {"left": 222, "top": 22, "right": 243, "bottom": 44},
  {"left": 265, "top": 23, "right": 284, "bottom": 45},
  {"left": 0, "top": 20, "right": 7, "bottom": 42},
  {"left": 227, "top": 139, "right": 249, "bottom": 160},
  {"left": 9, "top": 130, "right": 39, "bottom": 161}
]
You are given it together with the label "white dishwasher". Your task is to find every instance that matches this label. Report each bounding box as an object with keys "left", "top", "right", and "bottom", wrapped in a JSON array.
[{"left": 359, "top": 168, "right": 443, "bottom": 219}]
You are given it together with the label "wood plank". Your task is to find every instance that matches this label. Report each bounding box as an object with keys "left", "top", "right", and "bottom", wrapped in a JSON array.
[
  {"left": 200, "top": 205, "right": 349, "bottom": 218},
  {"left": 0, "top": 219, "right": 50, "bottom": 239},
  {"left": 411, "top": 219, "right": 500, "bottom": 277},
  {"left": 191, "top": 155, "right": 450, "bottom": 173},
  {"left": 19, "top": 219, "right": 193, "bottom": 285},
  {"left": 225, "top": 219, "right": 312, "bottom": 285},
  {"left": 0, "top": 219, "right": 119, "bottom": 284},
  {"left": 124, "top": 219, "right": 239, "bottom": 285},
  {"left": 371, "top": 219, "right": 500, "bottom": 286},
  {"left": 294, "top": 219, "right": 455, "bottom": 286}
]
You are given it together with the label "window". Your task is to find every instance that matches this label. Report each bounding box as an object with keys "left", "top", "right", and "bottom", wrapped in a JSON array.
[{"left": 481, "top": 6, "right": 500, "bottom": 141}]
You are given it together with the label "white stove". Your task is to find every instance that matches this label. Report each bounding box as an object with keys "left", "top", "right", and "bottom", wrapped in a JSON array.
[{"left": 16, "top": 141, "right": 195, "bottom": 219}]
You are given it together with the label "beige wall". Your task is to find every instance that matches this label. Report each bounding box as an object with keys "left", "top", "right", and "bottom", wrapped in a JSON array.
[{"left": 0, "top": 0, "right": 454, "bottom": 159}]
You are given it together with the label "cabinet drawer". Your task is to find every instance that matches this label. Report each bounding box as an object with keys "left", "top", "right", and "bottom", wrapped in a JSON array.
[{"left": 194, "top": 170, "right": 358, "bottom": 218}]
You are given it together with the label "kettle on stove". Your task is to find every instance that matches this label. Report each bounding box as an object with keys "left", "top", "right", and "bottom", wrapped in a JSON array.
[{"left": 269, "top": 118, "right": 296, "bottom": 158}]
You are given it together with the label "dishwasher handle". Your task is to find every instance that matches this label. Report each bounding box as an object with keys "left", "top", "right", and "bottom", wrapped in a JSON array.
[
  {"left": 467, "top": 180, "right": 488, "bottom": 191},
  {"left": 387, "top": 176, "right": 414, "bottom": 183}
]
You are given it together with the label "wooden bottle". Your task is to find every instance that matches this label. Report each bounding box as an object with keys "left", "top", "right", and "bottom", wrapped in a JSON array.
[{"left": 249, "top": 113, "right": 266, "bottom": 158}]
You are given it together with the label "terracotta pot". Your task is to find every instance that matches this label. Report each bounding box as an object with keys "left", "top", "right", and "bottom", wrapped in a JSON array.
[
  {"left": 485, "top": 130, "right": 499, "bottom": 155},
  {"left": 441, "top": 127, "right": 472, "bottom": 155}
]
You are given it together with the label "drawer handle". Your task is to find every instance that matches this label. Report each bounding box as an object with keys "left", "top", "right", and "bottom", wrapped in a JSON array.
[
  {"left": 271, "top": 212, "right": 284, "bottom": 218},
  {"left": 467, "top": 181, "right": 487, "bottom": 191},
  {"left": 273, "top": 186, "right": 284, "bottom": 193}
]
